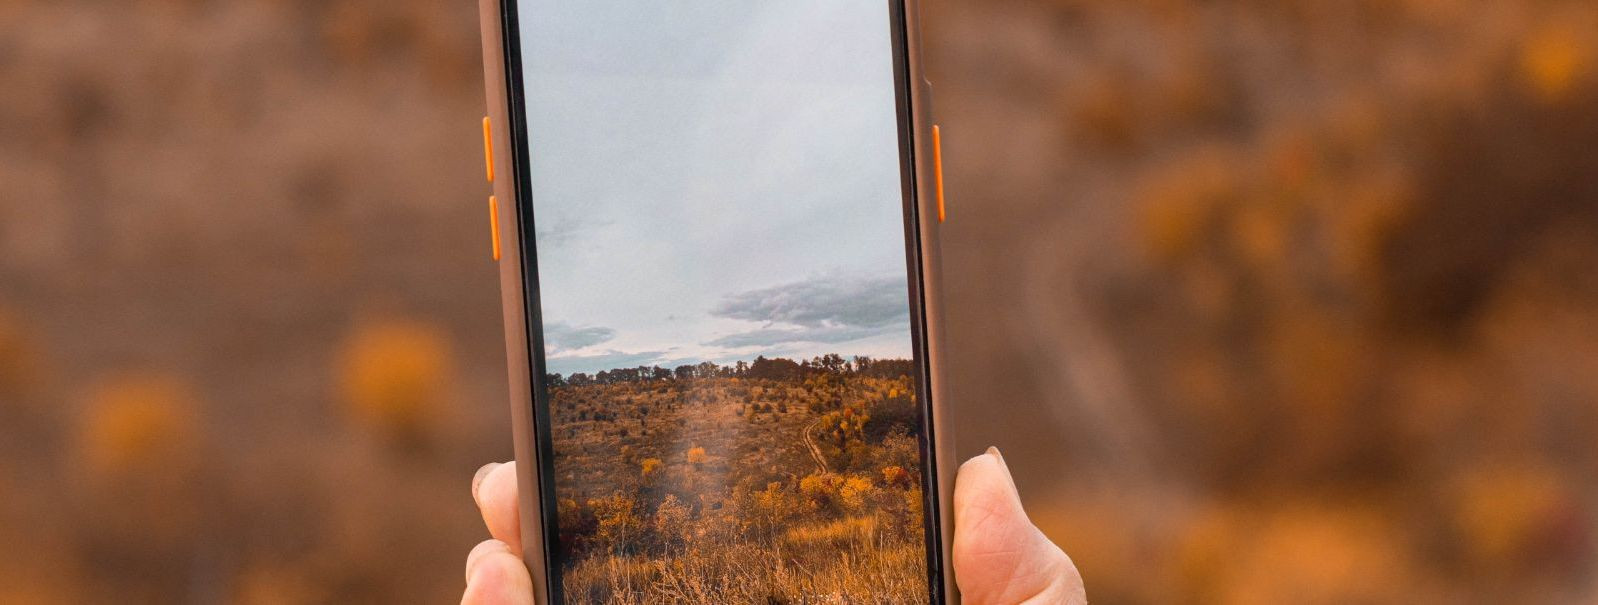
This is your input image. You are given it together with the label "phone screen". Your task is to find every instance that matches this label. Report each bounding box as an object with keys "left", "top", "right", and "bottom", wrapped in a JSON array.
[{"left": 512, "top": 2, "right": 934, "bottom": 602}]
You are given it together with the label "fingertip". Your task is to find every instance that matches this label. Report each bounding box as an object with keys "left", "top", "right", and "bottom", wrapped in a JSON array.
[
  {"left": 955, "top": 447, "right": 1020, "bottom": 517},
  {"left": 476, "top": 461, "right": 522, "bottom": 552},
  {"left": 462, "top": 540, "right": 534, "bottom": 605},
  {"left": 465, "top": 539, "right": 515, "bottom": 584},
  {"left": 472, "top": 463, "right": 501, "bottom": 506},
  {"left": 957, "top": 447, "right": 999, "bottom": 476}
]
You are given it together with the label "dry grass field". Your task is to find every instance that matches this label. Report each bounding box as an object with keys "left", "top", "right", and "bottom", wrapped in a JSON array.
[
  {"left": 4, "top": 0, "right": 1598, "bottom": 602},
  {"left": 544, "top": 357, "right": 930, "bottom": 604}
]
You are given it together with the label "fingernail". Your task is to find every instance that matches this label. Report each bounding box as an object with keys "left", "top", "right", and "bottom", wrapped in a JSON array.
[
  {"left": 472, "top": 462, "right": 501, "bottom": 505},
  {"left": 465, "top": 539, "right": 513, "bottom": 584},
  {"left": 986, "top": 446, "right": 1004, "bottom": 465}
]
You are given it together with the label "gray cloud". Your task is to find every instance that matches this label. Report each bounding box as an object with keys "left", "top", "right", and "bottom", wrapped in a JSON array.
[
  {"left": 542, "top": 321, "right": 617, "bottom": 354},
  {"left": 534, "top": 216, "right": 607, "bottom": 249},
  {"left": 705, "top": 274, "right": 909, "bottom": 348},
  {"left": 710, "top": 274, "right": 907, "bottom": 328},
  {"left": 703, "top": 325, "right": 885, "bottom": 348}
]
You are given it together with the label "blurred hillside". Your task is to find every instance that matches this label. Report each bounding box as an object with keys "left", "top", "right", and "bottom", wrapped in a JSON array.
[
  {"left": 2, "top": 0, "right": 1597, "bottom": 603},
  {"left": 927, "top": 0, "right": 1598, "bottom": 602},
  {"left": 1, "top": 1, "right": 503, "bottom": 602}
]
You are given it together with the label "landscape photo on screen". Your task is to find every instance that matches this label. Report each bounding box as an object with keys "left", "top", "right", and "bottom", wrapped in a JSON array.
[{"left": 517, "top": 1, "right": 931, "bottom": 602}]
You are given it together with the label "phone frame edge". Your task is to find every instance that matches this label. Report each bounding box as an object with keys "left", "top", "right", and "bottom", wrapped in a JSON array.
[
  {"left": 477, "top": 1, "right": 954, "bottom": 602},
  {"left": 478, "top": 1, "right": 554, "bottom": 603},
  {"left": 899, "top": 1, "right": 960, "bottom": 602}
]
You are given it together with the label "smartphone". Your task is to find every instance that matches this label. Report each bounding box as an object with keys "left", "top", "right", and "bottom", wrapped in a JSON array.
[{"left": 478, "top": 1, "right": 953, "bottom": 602}]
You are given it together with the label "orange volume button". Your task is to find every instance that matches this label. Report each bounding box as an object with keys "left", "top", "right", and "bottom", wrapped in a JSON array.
[
  {"left": 933, "top": 125, "right": 946, "bottom": 223},
  {"left": 483, "top": 116, "right": 495, "bottom": 183},
  {"left": 489, "top": 195, "right": 502, "bottom": 262}
]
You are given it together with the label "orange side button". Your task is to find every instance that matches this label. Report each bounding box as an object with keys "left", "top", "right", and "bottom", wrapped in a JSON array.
[
  {"left": 483, "top": 116, "right": 495, "bottom": 183},
  {"left": 933, "top": 125, "right": 946, "bottom": 223},
  {"left": 489, "top": 196, "right": 502, "bottom": 262}
]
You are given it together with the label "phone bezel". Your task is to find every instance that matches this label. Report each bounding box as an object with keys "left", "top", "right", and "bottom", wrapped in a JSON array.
[{"left": 487, "top": 2, "right": 949, "bottom": 602}]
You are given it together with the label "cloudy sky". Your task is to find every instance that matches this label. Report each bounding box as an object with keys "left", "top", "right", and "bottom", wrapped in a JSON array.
[{"left": 518, "top": 0, "right": 912, "bottom": 375}]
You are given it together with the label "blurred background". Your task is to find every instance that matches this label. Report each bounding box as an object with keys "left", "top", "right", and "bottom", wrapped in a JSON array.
[{"left": 2, "top": 0, "right": 1597, "bottom": 602}]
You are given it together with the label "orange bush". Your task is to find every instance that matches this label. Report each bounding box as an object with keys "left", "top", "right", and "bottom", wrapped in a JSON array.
[
  {"left": 77, "top": 373, "right": 201, "bottom": 478},
  {"left": 837, "top": 476, "right": 874, "bottom": 513},
  {"left": 881, "top": 465, "right": 912, "bottom": 488},
  {"left": 1174, "top": 501, "right": 1421, "bottom": 604},
  {"left": 335, "top": 317, "right": 454, "bottom": 443},
  {"left": 640, "top": 457, "right": 663, "bottom": 478},
  {"left": 1136, "top": 149, "right": 1242, "bottom": 266},
  {"left": 1452, "top": 464, "right": 1582, "bottom": 575},
  {"left": 1521, "top": 22, "right": 1593, "bottom": 103},
  {"left": 588, "top": 493, "right": 643, "bottom": 551},
  {"left": 652, "top": 493, "right": 691, "bottom": 543}
]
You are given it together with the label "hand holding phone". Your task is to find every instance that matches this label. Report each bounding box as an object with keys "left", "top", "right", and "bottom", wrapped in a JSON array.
[
  {"left": 465, "top": 450, "right": 1087, "bottom": 605},
  {"left": 479, "top": 0, "right": 963, "bottom": 602}
]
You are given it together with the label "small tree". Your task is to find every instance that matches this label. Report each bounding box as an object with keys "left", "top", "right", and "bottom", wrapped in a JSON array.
[
  {"left": 686, "top": 445, "right": 708, "bottom": 470},
  {"left": 640, "top": 457, "right": 663, "bottom": 478},
  {"left": 588, "top": 494, "right": 642, "bottom": 555},
  {"left": 653, "top": 493, "right": 691, "bottom": 547},
  {"left": 839, "top": 476, "right": 874, "bottom": 513}
]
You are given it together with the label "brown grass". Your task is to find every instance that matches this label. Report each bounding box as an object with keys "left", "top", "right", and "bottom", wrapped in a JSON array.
[
  {"left": 563, "top": 538, "right": 927, "bottom": 605},
  {"left": 547, "top": 366, "right": 930, "bottom": 603}
]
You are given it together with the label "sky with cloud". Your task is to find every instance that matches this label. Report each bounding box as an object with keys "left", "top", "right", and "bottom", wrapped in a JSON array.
[{"left": 518, "top": 0, "right": 913, "bottom": 376}]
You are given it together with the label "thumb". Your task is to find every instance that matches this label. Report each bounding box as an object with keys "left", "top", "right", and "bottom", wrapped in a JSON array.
[
  {"left": 461, "top": 539, "right": 535, "bottom": 605},
  {"left": 953, "top": 447, "right": 1086, "bottom": 605}
]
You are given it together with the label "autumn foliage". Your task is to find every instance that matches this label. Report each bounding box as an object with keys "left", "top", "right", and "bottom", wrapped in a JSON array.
[
  {"left": 546, "top": 357, "right": 929, "bottom": 604},
  {"left": 336, "top": 317, "right": 455, "bottom": 447},
  {"left": 3, "top": 0, "right": 1598, "bottom": 602}
]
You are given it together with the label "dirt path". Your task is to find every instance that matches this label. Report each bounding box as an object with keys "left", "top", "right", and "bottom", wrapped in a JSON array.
[{"left": 801, "top": 419, "right": 829, "bottom": 474}]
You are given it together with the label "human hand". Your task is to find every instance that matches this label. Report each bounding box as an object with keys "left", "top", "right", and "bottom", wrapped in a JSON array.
[
  {"left": 461, "top": 448, "right": 1085, "bottom": 604},
  {"left": 951, "top": 447, "right": 1086, "bottom": 605}
]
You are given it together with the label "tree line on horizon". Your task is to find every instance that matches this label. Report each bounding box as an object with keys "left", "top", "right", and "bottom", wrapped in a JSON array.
[{"left": 544, "top": 354, "right": 915, "bottom": 387}]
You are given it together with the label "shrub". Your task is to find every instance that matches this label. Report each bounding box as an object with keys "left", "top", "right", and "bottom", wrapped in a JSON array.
[
  {"left": 1520, "top": 23, "right": 1591, "bottom": 102},
  {"left": 640, "top": 458, "right": 663, "bottom": 478},
  {"left": 653, "top": 493, "right": 691, "bottom": 545},
  {"left": 838, "top": 476, "right": 874, "bottom": 513},
  {"left": 79, "top": 373, "right": 201, "bottom": 478},
  {"left": 1452, "top": 464, "right": 1576, "bottom": 572},
  {"left": 899, "top": 487, "right": 925, "bottom": 538},
  {"left": 881, "top": 466, "right": 913, "bottom": 488},
  {"left": 587, "top": 494, "right": 643, "bottom": 554},
  {"left": 686, "top": 446, "right": 707, "bottom": 469},
  {"left": 335, "top": 317, "right": 453, "bottom": 445},
  {"left": 865, "top": 395, "right": 919, "bottom": 440},
  {"left": 799, "top": 472, "right": 846, "bottom": 513},
  {"left": 556, "top": 498, "right": 598, "bottom": 558},
  {"left": 751, "top": 482, "right": 786, "bottom": 517},
  {"left": 819, "top": 408, "right": 869, "bottom": 446}
]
